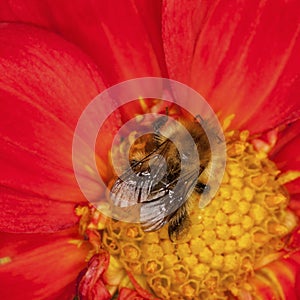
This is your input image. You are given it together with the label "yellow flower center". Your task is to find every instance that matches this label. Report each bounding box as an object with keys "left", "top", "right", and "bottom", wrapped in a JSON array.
[{"left": 99, "top": 128, "right": 298, "bottom": 299}]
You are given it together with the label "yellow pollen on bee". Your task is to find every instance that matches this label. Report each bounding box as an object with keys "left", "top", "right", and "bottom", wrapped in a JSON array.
[{"left": 77, "top": 125, "right": 300, "bottom": 300}]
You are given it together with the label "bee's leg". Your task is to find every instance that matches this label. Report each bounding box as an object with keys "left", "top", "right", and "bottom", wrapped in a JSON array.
[
  {"left": 168, "top": 207, "right": 191, "bottom": 242},
  {"left": 195, "top": 182, "right": 210, "bottom": 194}
]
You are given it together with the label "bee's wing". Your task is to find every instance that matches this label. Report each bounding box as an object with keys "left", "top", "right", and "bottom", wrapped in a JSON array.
[
  {"left": 110, "top": 139, "right": 170, "bottom": 208},
  {"left": 140, "top": 167, "right": 199, "bottom": 232}
]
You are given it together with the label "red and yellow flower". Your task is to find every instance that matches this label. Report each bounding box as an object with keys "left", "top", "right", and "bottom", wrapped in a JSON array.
[{"left": 0, "top": 1, "right": 300, "bottom": 299}]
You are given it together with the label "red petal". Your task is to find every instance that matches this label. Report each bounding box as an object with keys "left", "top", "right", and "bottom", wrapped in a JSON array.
[
  {"left": 0, "top": 0, "right": 166, "bottom": 84},
  {"left": 163, "top": 0, "right": 300, "bottom": 132},
  {"left": 287, "top": 226, "right": 300, "bottom": 250},
  {"left": 270, "top": 120, "right": 300, "bottom": 158},
  {"left": 271, "top": 121, "right": 300, "bottom": 194},
  {"left": 252, "top": 249, "right": 300, "bottom": 300},
  {"left": 77, "top": 252, "right": 111, "bottom": 300},
  {"left": 0, "top": 227, "right": 90, "bottom": 300},
  {"left": 296, "top": 270, "right": 300, "bottom": 299},
  {"left": 0, "top": 23, "right": 105, "bottom": 232},
  {"left": 162, "top": 0, "right": 210, "bottom": 85},
  {"left": 126, "top": 272, "right": 159, "bottom": 300},
  {"left": 118, "top": 287, "right": 146, "bottom": 300},
  {"left": 289, "top": 194, "right": 300, "bottom": 218}
]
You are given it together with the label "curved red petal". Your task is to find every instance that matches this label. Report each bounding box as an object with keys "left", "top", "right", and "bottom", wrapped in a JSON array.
[
  {"left": 118, "top": 287, "right": 146, "bottom": 300},
  {"left": 77, "top": 252, "right": 111, "bottom": 300},
  {"left": 163, "top": 0, "right": 300, "bottom": 132},
  {"left": 287, "top": 226, "right": 300, "bottom": 250},
  {"left": 289, "top": 194, "right": 300, "bottom": 218},
  {"left": 126, "top": 272, "right": 159, "bottom": 300},
  {"left": 272, "top": 131, "right": 300, "bottom": 195},
  {"left": 270, "top": 120, "right": 300, "bottom": 157},
  {"left": 0, "top": 227, "right": 90, "bottom": 300},
  {"left": 252, "top": 249, "right": 300, "bottom": 300},
  {"left": 0, "top": 23, "right": 105, "bottom": 232},
  {"left": 0, "top": 0, "right": 166, "bottom": 84},
  {"left": 272, "top": 135, "right": 300, "bottom": 171}
]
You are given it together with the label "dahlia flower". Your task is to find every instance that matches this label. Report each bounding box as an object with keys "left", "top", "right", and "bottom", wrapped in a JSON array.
[{"left": 0, "top": 1, "right": 300, "bottom": 299}]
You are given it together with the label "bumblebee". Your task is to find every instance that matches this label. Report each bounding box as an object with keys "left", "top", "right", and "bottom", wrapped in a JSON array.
[{"left": 110, "top": 115, "right": 212, "bottom": 241}]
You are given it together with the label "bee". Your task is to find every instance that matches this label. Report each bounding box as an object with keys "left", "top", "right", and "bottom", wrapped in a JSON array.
[{"left": 110, "top": 115, "right": 212, "bottom": 241}]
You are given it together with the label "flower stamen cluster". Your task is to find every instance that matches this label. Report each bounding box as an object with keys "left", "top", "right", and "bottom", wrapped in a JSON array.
[{"left": 100, "top": 129, "right": 298, "bottom": 299}]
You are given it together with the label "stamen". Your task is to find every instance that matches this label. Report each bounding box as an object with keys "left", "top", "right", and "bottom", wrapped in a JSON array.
[
  {"left": 76, "top": 124, "right": 300, "bottom": 299},
  {"left": 99, "top": 129, "right": 299, "bottom": 299}
]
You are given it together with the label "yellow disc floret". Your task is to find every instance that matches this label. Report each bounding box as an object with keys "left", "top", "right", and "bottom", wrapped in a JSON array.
[{"left": 100, "top": 129, "right": 298, "bottom": 299}]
